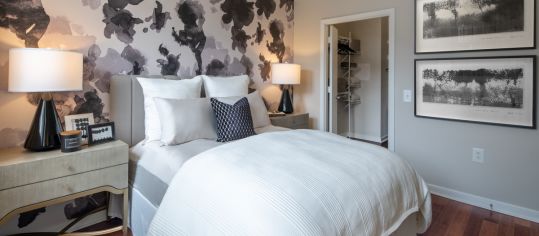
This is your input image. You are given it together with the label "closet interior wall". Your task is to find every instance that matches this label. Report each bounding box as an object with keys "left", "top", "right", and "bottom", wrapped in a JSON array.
[{"left": 333, "top": 17, "right": 389, "bottom": 143}]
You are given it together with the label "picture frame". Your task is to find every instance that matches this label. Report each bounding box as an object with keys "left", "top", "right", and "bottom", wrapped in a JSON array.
[
  {"left": 87, "top": 122, "right": 116, "bottom": 145},
  {"left": 64, "top": 113, "right": 95, "bottom": 145},
  {"left": 415, "top": 0, "right": 536, "bottom": 54},
  {"left": 415, "top": 56, "right": 536, "bottom": 129}
]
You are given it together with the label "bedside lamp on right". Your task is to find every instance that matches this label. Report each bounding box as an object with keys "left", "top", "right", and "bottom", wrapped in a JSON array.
[{"left": 272, "top": 63, "right": 301, "bottom": 114}]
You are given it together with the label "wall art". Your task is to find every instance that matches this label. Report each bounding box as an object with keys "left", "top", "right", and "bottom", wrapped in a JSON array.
[
  {"left": 415, "top": 56, "right": 536, "bottom": 128},
  {"left": 415, "top": 0, "right": 535, "bottom": 53}
]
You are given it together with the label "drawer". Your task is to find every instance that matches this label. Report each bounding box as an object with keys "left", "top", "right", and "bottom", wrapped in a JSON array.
[
  {"left": 292, "top": 122, "right": 309, "bottom": 129},
  {"left": 289, "top": 114, "right": 308, "bottom": 126},
  {"left": 270, "top": 118, "right": 288, "bottom": 127},
  {"left": 0, "top": 141, "right": 128, "bottom": 190},
  {"left": 270, "top": 114, "right": 309, "bottom": 129},
  {"left": 0, "top": 164, "right": 128, "bottom": 219}
]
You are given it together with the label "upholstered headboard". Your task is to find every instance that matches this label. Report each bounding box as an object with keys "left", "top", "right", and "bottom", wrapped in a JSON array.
[{"left": 110, "top": 75, "right": 180, "bottom": 146}]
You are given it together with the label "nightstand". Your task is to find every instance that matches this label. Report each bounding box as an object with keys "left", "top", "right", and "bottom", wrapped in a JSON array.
[
  {"left": 270, "top": 113, "right": 309, "bottom": 129},
  {"left": 0, "top": 140, "right": 129, "bottom": 235}
]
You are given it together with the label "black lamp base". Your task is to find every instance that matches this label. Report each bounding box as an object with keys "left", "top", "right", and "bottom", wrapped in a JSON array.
[
  {"left": 24, "top": 98, "right": 63, "bottom": 152},
  {"left": 278, "top": 87, "right": 294, "bottom": 114}
]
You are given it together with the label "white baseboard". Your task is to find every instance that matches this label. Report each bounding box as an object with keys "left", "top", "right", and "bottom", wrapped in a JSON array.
[{"left": 428, "top": 184, "right": 539, "bottom": 223}]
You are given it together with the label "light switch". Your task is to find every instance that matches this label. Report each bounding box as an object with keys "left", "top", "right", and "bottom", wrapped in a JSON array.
[{"left": 403, "top": 90, "right": 412, "bottom": 103}]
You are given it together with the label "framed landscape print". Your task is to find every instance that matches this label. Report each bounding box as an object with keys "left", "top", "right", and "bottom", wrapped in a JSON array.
[
  {"left": 415, "top": 0, "right": 536, "bottom": 53},
  {"left": 415, "top": 56, "right": 536, "bottom": 128}
]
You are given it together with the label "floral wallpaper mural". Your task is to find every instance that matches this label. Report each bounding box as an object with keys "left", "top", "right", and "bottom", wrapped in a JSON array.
[
  {"left": 0, "top": 0, "right": 293, "bottom": 233},
  {"left": 0, "top": 0, "right": 293, "bottom": 148}
]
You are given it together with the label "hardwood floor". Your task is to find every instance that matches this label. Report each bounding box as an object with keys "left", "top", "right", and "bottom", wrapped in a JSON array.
[
  {"left": 93, "top": 195, "right": 539, "bottom": 236},
  {"left": 421, "top": 195, "right": 539, "bottom": 236}
]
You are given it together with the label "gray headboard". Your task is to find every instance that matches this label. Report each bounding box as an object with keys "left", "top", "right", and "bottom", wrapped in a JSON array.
[{"left": 110, "top": 75, "right": 180, "bottom": 146}]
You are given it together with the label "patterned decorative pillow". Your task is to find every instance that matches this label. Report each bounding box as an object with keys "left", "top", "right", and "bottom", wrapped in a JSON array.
[{"left": 210, "top": 97, "right": 256, "bottom": 142}]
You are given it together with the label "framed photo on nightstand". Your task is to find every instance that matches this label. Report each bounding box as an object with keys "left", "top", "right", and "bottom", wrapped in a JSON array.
[
  {"left": 88, "top": 122, "right": 116, "bottom": 145},
  {"left": 65, "top": 113, "right": 95, "bottom": 145}
]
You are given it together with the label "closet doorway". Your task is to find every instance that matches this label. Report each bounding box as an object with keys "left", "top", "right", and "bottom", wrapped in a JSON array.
[{"left": 320, "top": 9, "right": 395, "bottom": 151}]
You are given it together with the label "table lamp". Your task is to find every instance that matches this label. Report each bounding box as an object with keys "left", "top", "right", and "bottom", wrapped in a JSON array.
[
  {"left": 9, "top": 48, "right": 83, "bottom": 151},
  {"left": 271, "top": 63, "right": 301, "bottom": 114}
]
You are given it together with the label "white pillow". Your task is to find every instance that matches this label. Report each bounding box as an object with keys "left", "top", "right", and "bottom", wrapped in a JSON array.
[
  {"left": 202, "top": 75, "right": 250, "bottom": 97},
  {"left": 137, "top": 76, "right": 202, "bottom": 142},
  {"left": 154, "top": 98, "right": 217, "bottom": 145},
  {"left": 215, "top": 91, "right": 271, "bottom": 128}
]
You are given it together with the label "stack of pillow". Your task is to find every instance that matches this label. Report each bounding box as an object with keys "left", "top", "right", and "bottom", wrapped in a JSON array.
[{"left": 137, "top": 75, "right": 271, "bottom": 146}]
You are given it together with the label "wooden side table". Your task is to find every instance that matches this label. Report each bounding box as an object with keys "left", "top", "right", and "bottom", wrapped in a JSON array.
[
  {"left": 270, "top": 113, "right": 309, "bottom": 129},
  {"left": 0, "top": 140, "right": 129, "bottom": 235}
]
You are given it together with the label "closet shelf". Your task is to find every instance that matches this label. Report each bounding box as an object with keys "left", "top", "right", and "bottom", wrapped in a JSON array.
[
  {"left": 344, "top": 100, "right": 362, "bottom": 108},
  {"left": 338, "top": 52, "right": 360, "bottom": 56},
  {"left": 335, "top": 32, "right": 361, "bottom": 137},
  {"left": 340, "top": 67, "right": 360, "bottom": 70},
  {"left": 339, "top": 99, "right": 361, "bottom": 103}
]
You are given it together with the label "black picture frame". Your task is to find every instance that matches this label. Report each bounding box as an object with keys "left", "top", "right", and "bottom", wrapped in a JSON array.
[
  {"left": 414, "top": 56, "right": 536, "bottom": 129},
  {"left": 415, "top": 0, "right": 536, "bottom": 54},
  {"left": 87, "top": 122, "right": 116, "bottom": 145}
]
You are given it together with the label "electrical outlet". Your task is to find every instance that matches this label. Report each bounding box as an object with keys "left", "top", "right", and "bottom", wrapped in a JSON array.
[
  {"left": 472, "top": 148, "right": 485, "bottom": 163},
  {"left": 403, "top": 90, "right": 412, "bottom": 103}
]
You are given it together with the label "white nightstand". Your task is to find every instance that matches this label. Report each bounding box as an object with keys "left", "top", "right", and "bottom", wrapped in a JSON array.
[
  {"left": 270, "top": 113, "right": 309, "bottom": 129},
  {"left": 0, "top": 140, "right": 129, "bottom": 235}
]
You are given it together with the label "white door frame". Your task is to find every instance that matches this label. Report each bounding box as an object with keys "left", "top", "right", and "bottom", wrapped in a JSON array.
[{"left": 319, "top": 8, "right": 396, "bottom": 151}]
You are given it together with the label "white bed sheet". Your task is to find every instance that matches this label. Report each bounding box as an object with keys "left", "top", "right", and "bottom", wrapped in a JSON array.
[
  {"left": 130, "top": 138, "right": 221, "bottom": 203},
  {"left": 130, "top": 125, "right": 289, "bottom": 202},
  {"left": 128, "top": 125, "right": 289, "bottom": 236},
  {"left": 149, "top": 130, "right": 431, "bottom": 236}
]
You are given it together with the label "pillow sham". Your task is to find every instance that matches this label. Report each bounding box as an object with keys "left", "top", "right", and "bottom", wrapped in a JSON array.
[
  {"left": 137, "top": 76, "right": 202, "bottom": 142},
  {"left": 210, "top": 97, "right": 256, "bottom": 142},
  {"left": 216, "top": 91, "right": 271, "bottom": 128},
  {"left": 202, "top": 75, "right": 249, "bottom": 97},
  {"left": 154, "top": 97, "right": 217, "bottom": 145}
]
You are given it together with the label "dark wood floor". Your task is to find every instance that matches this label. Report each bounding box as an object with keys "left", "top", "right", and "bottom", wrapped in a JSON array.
[
  {"left": 421, "top": 195, "right": 539, "bottom": 236},
  {"left": 97, "top": 195, "right": 539, "bottom": 236}
]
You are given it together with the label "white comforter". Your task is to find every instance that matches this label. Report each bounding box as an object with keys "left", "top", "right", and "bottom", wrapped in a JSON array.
[{"left": 148, "top": 130, "right": 431, "bottom": 236}]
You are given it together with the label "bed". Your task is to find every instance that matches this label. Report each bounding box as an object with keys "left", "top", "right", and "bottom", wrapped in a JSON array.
[
  {"left": 128, "top": 125, "right": 289, "bottom": 236},
  {"left": 110, "top": 75, "right": 431, "bottom": 236}
]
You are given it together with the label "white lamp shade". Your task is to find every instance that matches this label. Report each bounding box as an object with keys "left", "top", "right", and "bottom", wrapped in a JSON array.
[
  {"left": 271, "top": 63, "right": 301, "bottom": 85},
  {"left": 8, "top": 48, "right": 83, "bottom": 92}
]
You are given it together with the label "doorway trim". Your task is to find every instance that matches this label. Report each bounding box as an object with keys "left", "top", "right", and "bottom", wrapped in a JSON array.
[{"left": 319, "top": 8, "right": 396, "bottom": 151}]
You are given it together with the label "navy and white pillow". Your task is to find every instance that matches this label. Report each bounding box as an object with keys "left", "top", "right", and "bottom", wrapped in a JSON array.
[{"left": 210, "top": 97, "right": 256, "bottom": 142}]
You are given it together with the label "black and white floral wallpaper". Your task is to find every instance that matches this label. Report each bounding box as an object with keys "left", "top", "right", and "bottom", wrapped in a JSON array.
[
  {"left": 0, "top": 0, "right": 294, "bottom": 150},
  {"left": 0, "top": 0, "right": 293, "bottom": 232}
]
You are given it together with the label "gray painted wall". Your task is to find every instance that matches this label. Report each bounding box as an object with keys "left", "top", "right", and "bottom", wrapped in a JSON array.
[{"left": 293, "top": 0, "right": 539, "bottom": 212}]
